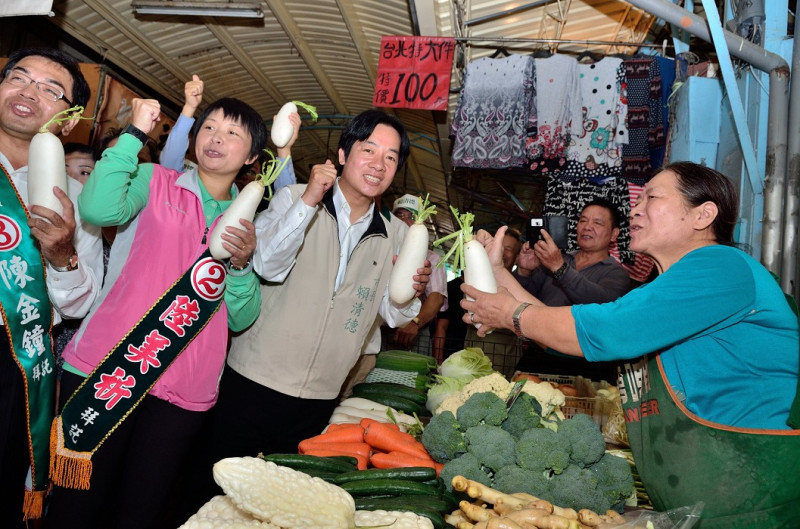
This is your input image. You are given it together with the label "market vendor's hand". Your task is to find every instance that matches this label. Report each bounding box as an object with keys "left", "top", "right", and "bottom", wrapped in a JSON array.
[
  {"left": 28, "top": 187, "right": 77, "bottom": 269},
  {"left": 475, "top": 226, "right": 507, "bottom": 273},
  {"left": 460, "top": 283, "right": 519, "bottom": 337},
  {"left": 393, "top": 321, "right": 419, "bottom": 348},
  {"left": 221, "top": 218, "right": 256, "bottom": 270},
  {"left": 411, "top": 259, "right": 432, "bottom": 297},
  {"left": 533, "top": 229, "right": 564, "bottom": 272},
  {"left": 516, "top": 241, "right": 541, "bottom": 273}
]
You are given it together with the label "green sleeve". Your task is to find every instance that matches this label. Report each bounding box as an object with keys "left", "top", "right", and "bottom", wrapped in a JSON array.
[
  {"left": 78, "top": 133, "right": 154, "bottom": 226},
  {"left": 224, "top": 270, "right": 261, "bottom": 332}
]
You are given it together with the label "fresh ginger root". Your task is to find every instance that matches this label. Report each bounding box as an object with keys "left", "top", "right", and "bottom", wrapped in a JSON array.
[
  {"left": 460, "top": 500, "right": 499, "bottom": 522},
  {"left": 529, "top": 499, "right": 578, "bottom": 520},
  {"left": 452, "top": 476, "right": 526, "bottom": 509},
  {"left": 487, "top": 517, "right": 525, "bottom": 529}
]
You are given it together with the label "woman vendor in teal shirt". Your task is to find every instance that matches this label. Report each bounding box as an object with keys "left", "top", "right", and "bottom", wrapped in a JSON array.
[{"left": 461, "top": 162, "right": 800, "bottom": 528}]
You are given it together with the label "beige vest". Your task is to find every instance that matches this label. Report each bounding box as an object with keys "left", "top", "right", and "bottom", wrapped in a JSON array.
[{"left": 228, "top": 186, "right": 406, "bottom": 399}]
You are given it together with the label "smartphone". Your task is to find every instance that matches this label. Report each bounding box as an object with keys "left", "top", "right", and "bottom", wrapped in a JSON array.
[
  {"left": 527, "top": 218, "right": 544, "bottom": 244},
  {"left": 527, "top": 215, "right": 569, "bottom": 248}
]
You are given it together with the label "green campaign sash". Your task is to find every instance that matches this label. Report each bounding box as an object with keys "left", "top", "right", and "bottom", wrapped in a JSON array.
[
  {"left": 51, "top": 248, "right": 226, "bottom": 489},
  {"left": 0, "top": 162, "right": 55, "bottom": 519}
]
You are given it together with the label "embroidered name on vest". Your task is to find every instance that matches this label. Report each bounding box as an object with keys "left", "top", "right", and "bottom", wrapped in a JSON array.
[{"left": 618, "top": 357, "right": 660, "bottom": 423}]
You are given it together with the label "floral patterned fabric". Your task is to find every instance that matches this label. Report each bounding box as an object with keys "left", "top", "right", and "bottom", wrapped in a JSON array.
[
  {"left": 561, "top": 58, "right": 628, "bottom": 183},
  {"left": 526, "top": 54, "right": 583, "bottom": 175},
  {"left": 451, "top": 54, "right": 536, "bottom": 168}
]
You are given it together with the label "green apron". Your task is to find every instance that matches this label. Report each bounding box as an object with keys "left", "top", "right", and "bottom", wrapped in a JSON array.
[{"left": 619, "top": 355, "right": 800, "bottom": 528}]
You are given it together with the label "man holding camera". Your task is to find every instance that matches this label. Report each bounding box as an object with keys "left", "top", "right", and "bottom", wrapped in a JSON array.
[{"left": 515, "top": 198, "right": 631, "bottom": 379}]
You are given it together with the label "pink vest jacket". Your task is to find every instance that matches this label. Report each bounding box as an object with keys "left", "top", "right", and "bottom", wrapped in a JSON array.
[{"left": 62, "top": 168, "right": 229, "bottom": 411}]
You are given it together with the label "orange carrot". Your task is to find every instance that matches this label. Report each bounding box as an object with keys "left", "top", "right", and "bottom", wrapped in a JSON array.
[
  {"left": 303, "top": 448, "right": 369, "bottom": 470},
  {"left": 326, "top": 423, "right": 363, "bottom": 433},
  {"left": 300, "top": 425, "right": 365, "bottom": 446},
  {"left": 364, "top": 421, "right": 429, "bottom": 458},
  {"left": 298, "top": 440, "right": 371, "bottom": 458},
  {"left": 371, "top": 451, "right": 437, "bottom": 471},
  {"left": 359, "top": 417, "right": 400, "bottom": 431}
]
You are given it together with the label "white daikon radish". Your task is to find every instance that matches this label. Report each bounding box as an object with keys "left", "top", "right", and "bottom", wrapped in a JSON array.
[
  {"left": 208, "top": 149, "right": 289, "bottom": 260},
  {"left": 270, "top": 100, "right": 318, "bottom": 148},
  {"left": 389, "top": 194, "right": 438, "bottom": 304},
  {"left": 28, "top": 106, "right": 84, "bottom": 217},
  {"left": 434, "top": 207, "right": 497, "bottom": 331}
]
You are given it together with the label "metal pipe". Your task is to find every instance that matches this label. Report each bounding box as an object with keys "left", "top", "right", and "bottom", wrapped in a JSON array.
[
  {"left": 625, "top": 0, "right": 789, "bottom": 275},
  {"left": 783, "top": 10, "right": 800, "bottom": 294}
]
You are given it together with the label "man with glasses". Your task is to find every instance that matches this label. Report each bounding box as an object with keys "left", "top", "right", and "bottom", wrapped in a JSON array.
[{"left": 0, "top": 48, "right": 103, "bottom": 525}]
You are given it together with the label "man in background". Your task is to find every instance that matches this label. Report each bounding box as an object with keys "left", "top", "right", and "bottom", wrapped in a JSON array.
[{"left": 515, "top": 198, "right": 631, "bottom": 380}]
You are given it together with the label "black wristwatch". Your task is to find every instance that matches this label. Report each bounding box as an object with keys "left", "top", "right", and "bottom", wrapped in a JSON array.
[
  {"left": 123, "top": 123, "right": 150, "bottom": 144},
  {"left": 552, "top": 262, "right": 569, "bottom": 281}
]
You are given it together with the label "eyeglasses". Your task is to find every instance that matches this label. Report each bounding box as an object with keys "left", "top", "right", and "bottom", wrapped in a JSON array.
[
  {"left": 3, "top": 70, "right": 74, "bottom": 107},
  {"left": 394, "top": 210, "right": 415, "bottom": 221}
]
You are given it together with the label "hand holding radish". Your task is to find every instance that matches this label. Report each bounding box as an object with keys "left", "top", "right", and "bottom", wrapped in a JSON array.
[
  {"left": 460, "top": 283, "right": 519, "bottom": 337},
  {"left": 28, "top": 186, "right": 78, "bottom": 268},
  {"left": 275, "top": 112, "right": 301, "bottom": 159},
  {"left": 219, "top": 218, "right": 256, "bottom": 270},
  {"left": 130, "top": 98, "right": 161, "bottom": 135},
  {"left": 302, "top": 159, "right": 336, "bottom": 207},
  {"left": 182, "top": 75, "right": 204, "bottom": 117},
  {"left": 388, "top": 194, "right": 437, "bottom": 304}
]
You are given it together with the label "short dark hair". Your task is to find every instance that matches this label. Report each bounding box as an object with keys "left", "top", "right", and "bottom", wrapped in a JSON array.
[
  {"left": 191, "top": 98, "right": 267, "bottom": 159},
  {"left": 64, "top": 142, "right": 97, "bottom": 160},
  {"left": 582, "top": 197, "right": 622, "bottom": 229},
  {"left": 662, "top": 161, "right": 739, "bottom": 244},
  {"left": 2, "top": 48, "right": 90, "bottom": 108},
  {"left": 338, "top": 109, "right": 410, "bottom": 170},
  {"left": 99, "top": 127, "right": 123, "bottom": 153}
]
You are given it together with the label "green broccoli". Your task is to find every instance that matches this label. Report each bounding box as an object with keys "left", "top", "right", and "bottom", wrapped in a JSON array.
[
  {"left": 456, "top": 392, "right": 508, "bottom": 429},
  {"left": 558, "top": 413, "right": 606, "bottom": 468},
  {"left": 591, "top": 453, "right": 635, "bottom": 513},
  {"left": 548, "top": 464, "right": 609, "bottom": 514},
  {"left": 515, "top": 427, "right": 571, "bottom": 475},
  {"left": 420, "top": 410, "right": 467, "bottom": 463},
  {"left": 463, "top": 425, "right": 517, "bottom": 473},
  {"left": 501, "top": 392, "right": 542, "bottom": 439},
  {"left": 439, "top": 452, "right": 492, "bottom": 492},
  {"left": 493, "top": 465, "right": 551, "bottom": 498}
]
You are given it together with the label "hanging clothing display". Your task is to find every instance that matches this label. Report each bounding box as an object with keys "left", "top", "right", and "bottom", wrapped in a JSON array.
[
  {"left": 560, "top": 57, "right": 628, "bottom": 184},
  {"left": 621, "top": 56, "right": 664, "bottom": 184},
  {"left": 526, "top": 54, "right": 582, "bottom": 175},
  {"left": 451, "top": 54, "right": 536, "bottom": 168},
  {"left": 650, "top": 57, "right": 676, "bottom": 171},
  {"left": 543, "top": 175, "right": 635, "bottom": 264}
]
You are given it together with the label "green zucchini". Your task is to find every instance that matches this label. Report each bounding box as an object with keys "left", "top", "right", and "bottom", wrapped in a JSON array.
[
  {"left": 352, "top": 382, "right": 428, "bottom": 406},
  {"left": 330, "top": 466, "right": 437, "bottom": 485},
  {"left": 340, "top": 478, "right": 441, "bottom": 497},
  {"left": 259, "top": 453, "right": 356, "bottom": 474}
]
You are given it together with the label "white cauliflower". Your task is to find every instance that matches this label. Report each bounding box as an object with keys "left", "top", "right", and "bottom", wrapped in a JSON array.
[
  {"left": 435, "top": 373, "right": 512, "bottom": 416},
  {"left": 521, "top": 380, "right": 566, "bottom": 418},
  {"left": 435, "top": 373, "right": 565, "bottom": 420}
]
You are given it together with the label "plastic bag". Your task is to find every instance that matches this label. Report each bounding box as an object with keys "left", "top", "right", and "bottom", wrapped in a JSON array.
[
  {"left": 600, "top": 502, "right": 705, "bottom": 529},
  {"left": 599, "top": 385, "right": 628, "bottom": 447}
]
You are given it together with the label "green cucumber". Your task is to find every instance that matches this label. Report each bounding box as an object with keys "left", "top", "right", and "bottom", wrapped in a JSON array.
[
  {"left": 354, "top": 499, "right": 447, "bottom": 529},
  {"left": 352, "top": 382, "right": 428, "bottom": 406},
  {"left": 340, "top": 478, "right": 440, "bottom": 497},
  {"left": 330, "top": 466, "right": 437, "bottom": 484},
  {"left": 259, "top": 453, "right": 356, "bottom": 474},
  {"left": 349, "top": 391, "right": 422, "bottom": 415}
]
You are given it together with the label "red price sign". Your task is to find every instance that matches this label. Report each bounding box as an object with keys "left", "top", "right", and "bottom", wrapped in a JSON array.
[{"left": 373, "top": 36, "right": 455, "bottom": 111}]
